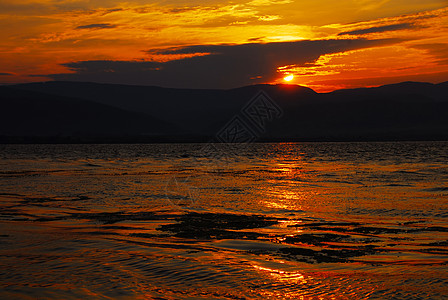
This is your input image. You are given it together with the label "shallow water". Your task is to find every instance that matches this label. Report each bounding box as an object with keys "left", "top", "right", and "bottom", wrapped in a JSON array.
[{"left": 0, "top": 142, "right": 447, "bottom": 299}]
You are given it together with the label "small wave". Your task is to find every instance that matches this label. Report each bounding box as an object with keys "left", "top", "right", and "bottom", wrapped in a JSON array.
[
  {"left": 383, "top": 183, "right": 413, "bottom": 187},
  {"left": 348, "top": 207, "right": 446, "bottom": 218},
  {"left": 84, "top": 163, "right": 102, "bottom": 167},
  {"left": 393, "top": 170, "right": 425, "bottom": 175},
  {"left": 423, "top": 187, "right": 448, "bottom": 192},
  {"left": 319, "top": 180, "right": 363, "bottom": 185}
]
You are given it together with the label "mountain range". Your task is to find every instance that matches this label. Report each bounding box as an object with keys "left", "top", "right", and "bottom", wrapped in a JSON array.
[{"left": 1, "top": 81, "right": 447, "bottom": 143}]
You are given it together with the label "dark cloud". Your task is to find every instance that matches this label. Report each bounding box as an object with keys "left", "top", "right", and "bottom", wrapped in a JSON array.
[
  {"left": 103, "top": 8, "right": 123, "bottom": 14},
  {"left": 168, "top": 6, "right": 200, "bottom": 13},
  {"left": 76, "top": 23, "right": 117, "bottom": 29},
  {"left": 50, "top": 38, "right": 403, "bottom": 89},
  {"left": 247, "top": 37, "right": 265, "bottom": 42},
  {"left": 338, "top": 23, "right": 414, "bottom": 36},
  {"left": 0, "top": 73, "right": 13, "bottom": 76},
  {"left": 411, "top": 43, "right": 448, "bottom": 65},
  {"left": 28, "top": 74, "right": 51, "bottom": 78}
]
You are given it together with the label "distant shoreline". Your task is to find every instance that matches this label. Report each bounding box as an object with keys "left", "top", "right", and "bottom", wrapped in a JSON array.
[
  {"left": 1, "top": 135, "right": 447, "bottom": 144},
  {"left": 2, "top": 81, "right": 447, "bottom": 143}
]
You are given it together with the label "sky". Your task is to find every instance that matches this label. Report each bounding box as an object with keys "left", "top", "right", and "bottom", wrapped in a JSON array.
[{"left": 0, "top": 0, "right": 447, "bottom": 91}]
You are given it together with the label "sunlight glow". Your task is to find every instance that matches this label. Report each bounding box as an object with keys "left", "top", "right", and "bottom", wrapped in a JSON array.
[{"left": 283, "top": 74, "right": 294, "bottom": 81}]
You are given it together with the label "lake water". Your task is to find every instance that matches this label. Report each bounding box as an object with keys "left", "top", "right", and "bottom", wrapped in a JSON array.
[{"left": 0, "top": 142, "right": 447, "bottom": 299}]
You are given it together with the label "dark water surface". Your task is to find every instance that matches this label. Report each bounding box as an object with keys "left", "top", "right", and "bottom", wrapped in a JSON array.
[{"left": 1, "top": 142, "right": 447, "bottom": 299}]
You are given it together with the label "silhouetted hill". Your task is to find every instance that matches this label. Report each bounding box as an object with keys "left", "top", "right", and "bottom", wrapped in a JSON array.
[
  {"left": 0, "top": 86, "right": 179, "bottom": 142},
  {"left": 328, "top": 81, "right": 448, "bottom": 102},
  {"left": 2, "top": 80, "right": 448, "bottom": 142},
  {"left": 10, "top": 82, "right": 316, "bottom": 135},
  {"left": 266, "top": 81, "right": 448, "bottom": 141}
]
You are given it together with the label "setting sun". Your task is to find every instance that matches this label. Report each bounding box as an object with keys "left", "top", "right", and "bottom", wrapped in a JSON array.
[{"left": 284, "top": 74, "right": 294, "bottom": 82}]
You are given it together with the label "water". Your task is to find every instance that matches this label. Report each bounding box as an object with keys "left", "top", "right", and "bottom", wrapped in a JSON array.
[{"left": 0, "top": 142, "right": 447, "bottom": 299}]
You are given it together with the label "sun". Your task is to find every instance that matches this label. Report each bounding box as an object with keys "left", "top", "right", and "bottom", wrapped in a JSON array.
[{"left": 283, "top": 74, "right": 294, "bottom": 82}]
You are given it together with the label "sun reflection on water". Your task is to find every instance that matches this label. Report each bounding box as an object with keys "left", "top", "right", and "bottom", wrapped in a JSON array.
[
  {"left": 253, "top": 264, "right": 308, "bottom": 284},
  {"left": 1, "top": 143, "right": 448, "bottom": 299}
]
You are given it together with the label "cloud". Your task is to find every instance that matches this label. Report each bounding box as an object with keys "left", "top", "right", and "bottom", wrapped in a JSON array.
[
  {"left": 247, "top": 36, "right": 265, "bottom": 41},
  {"left": 338, "top": 23, "right": 414, "bottom": 35},
  {"left": 75, "top": 23, "right": 117, "bottom": 29},
  {"left": 0, "top": 72, "right": 13, "bottom": 76},
  {"left": 411, "top": 43, "right": 448, "bottom": 65},
  {"left": 306, "top": 70, "right": 448, "bottom": 91},
  {"left": 49, "top": 38, "right": 402, "bottom": 89},
  {"left": 0, "top": 1, "right": 50, "bottom": 15}
]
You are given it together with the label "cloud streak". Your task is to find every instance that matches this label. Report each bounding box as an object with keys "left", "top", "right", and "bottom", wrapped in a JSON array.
[
  {"left": 338, "top": 23, "right": 414, "bottom": 35},
  {"left": 50, "top": 38, "right": 403, "bottom": 89},
  {"left": 75, "top": 23, "right": 117, "bottom": 29}
]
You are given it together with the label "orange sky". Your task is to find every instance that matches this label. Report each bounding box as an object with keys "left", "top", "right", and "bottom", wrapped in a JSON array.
[{"left": 0, "top": 0, "right": 447, "bottom": 91}]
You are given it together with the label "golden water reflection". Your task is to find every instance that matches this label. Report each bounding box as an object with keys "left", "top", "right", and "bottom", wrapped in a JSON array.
[{"left": 0, "top": 143, "right": 447, "bottom": 299}]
